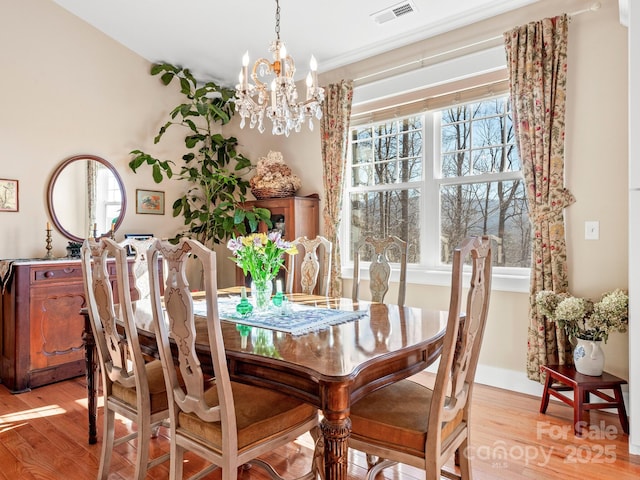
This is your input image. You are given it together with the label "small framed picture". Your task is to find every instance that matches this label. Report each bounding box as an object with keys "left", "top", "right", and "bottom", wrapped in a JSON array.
[
  {"left": 136, "top": 189, "right": 165, "bottom": 215},
  {"left": 0, "top": 178, "right": 19, "bottom": 212}
]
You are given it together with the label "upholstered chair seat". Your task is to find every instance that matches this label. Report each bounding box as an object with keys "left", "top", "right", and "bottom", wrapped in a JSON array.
[
  {"left": 111, "top": 359, "right": 169, "bottom": 413},
  {"left": 350, "top": 379, "right": 461, "bottom": 458},
  {"left": 178, "top": 381, "right": 317, "bottom": 452}
]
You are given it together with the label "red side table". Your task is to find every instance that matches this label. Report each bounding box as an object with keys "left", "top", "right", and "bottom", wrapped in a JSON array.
[{"left": 540, "top": 364, "right": 629, "bottom": 437}]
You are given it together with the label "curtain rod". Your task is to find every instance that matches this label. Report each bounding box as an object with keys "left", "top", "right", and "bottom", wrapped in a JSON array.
[{"left": 354, "top": 2, "right": 601, "bottom": 84}]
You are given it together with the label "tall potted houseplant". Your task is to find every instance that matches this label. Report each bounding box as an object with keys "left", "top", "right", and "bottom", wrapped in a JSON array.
[{"left": 129, "top": 62, "right": 270, "bottom": 246}]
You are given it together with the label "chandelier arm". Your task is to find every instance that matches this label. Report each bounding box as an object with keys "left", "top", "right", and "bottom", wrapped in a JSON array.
[
  {"left": 283, "top": 55, "right": 295, "bottom": 79},
  {"left": 251, "top": 58, "right": 274, "bottom": 89}
]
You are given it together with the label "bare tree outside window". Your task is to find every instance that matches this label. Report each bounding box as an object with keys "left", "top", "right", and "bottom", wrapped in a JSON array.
[
  {"left": 439, "top": 97, "right": 530, "bottom": 267},
  {"left": 345, "top": 94, "right": 530, "bottom": 272},
  {"left": 349, "top": 117, "right": 422, "bottom": 263}
]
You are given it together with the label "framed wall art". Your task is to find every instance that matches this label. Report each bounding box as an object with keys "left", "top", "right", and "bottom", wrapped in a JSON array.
[
  {"left": 136, "top": 189, "right": 164, "bottom": 215},
  {"left": 0, "top": 178, "right": 19, "bottom": 212}
]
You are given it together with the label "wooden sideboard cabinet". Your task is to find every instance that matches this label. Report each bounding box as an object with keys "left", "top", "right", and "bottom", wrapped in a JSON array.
[
  {"left": 0, "top": 257, "right": 147, "bottom": 393},
  {"left": 236, "top": 195, "right": 320, "bottom": 292}
]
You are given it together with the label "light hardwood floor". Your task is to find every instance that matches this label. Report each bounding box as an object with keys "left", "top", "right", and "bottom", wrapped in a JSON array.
[{"left": 0, "top": 372, "right": 639, "bottom": 479}]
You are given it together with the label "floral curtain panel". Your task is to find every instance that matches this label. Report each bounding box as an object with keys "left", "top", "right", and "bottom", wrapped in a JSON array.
[
  {"left": 504, "top": 14, "right": 575, "bottom": 382},
  {"left": 87, "top": 159, "right": 97, "bottom": 236},
  {"left": 320, "top": 80, "right": 354, "bottom": 298}
]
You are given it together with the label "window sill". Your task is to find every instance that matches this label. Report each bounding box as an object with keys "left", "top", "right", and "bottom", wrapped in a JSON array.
[{"left": 342, "top": 266, "right": 530, "bottom": 293}]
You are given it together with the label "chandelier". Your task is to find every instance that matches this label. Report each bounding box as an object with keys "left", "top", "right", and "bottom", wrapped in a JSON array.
[{"left": 234, "top": 0, "right": 324, "bottom": 136}]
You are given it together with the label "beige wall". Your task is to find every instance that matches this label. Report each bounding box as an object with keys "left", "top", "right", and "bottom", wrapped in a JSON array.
[
  {"left": 2, "top": 0, "right": 629, "bottom": 392},
  {"left": 0, "top": 0, "right": 187, "bottom": 260}
]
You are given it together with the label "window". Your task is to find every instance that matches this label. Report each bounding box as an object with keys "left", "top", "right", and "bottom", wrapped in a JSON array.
[
  {"left": 96, "top": 166, "right": 123, "bottom": 233},
  {"left": 344, "top": 94, "right": 530, "bottom": 282},
  {"left": 349, "top": 116, "right": 423, "bottom": 264}
]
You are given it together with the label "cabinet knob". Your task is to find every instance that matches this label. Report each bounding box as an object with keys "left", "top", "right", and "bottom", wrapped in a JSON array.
[{"left": 44, "top": 271, "right": 55, "bottom": 278}]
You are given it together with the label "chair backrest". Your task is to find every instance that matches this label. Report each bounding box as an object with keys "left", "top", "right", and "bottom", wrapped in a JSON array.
[
  {"left": 428, "top": 235, "right": 492, "bottom": 452},
  {"left": 352, "top": 235, "right": 408, "bottom": 306},
  {"left": 286, "top": 235, "right": 332, "bottom": 296},
  {"left": 81, "top": 237, "right": 146, "bottom": 391},
  {"left": 121, "top": 237, "right": 156, "bottom": 330},
  {"left": 147, "top": 238, "right": 237, "bottom": 437}
]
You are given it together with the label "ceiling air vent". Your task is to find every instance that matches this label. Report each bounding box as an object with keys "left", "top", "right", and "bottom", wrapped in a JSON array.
[{"left": 371, "top": 1, "right": 418, "bottom": 25}]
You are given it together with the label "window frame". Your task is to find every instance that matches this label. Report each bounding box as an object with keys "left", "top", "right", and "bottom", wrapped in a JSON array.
[{"left": 341, "top": 91, "right": 530, "bottom": 293}]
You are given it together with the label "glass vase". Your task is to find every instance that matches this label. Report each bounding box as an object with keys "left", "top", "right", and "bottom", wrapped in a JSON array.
[{"left": 251, "top": 279, "right": 273, "bottom": 312}]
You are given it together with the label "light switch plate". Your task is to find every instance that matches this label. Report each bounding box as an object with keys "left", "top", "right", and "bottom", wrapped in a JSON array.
[{"left": 585, "top": 221, "right": 599, "bottom": 240}]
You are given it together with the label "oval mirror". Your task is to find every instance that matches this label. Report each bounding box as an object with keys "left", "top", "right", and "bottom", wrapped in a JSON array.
[{"left": 47, "top": 154, "right": 127, "bottom": 243}]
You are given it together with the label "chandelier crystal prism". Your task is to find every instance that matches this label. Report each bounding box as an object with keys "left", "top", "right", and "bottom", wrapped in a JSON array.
[{"left": 234, "top": 0, "right": 324, "bottom": 136}]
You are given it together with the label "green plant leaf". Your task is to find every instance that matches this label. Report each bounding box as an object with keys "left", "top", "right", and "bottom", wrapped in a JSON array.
[
  {"left": 160, "top": 72, "right": 173, "bottom": 85},
  {"left": 150, "top": 64, "right": 164, "bottom": 76},
  {"left": 185, "top": 136, "right": 199, "bottom": 148},
  {"left": 179, "top": 77, "right": 191, "bottom": 96},
  {"left": 233, "top": 208, "right": 246, "bottom": 224},
  {"left": 152, "top": 164, "right": 163, "bottom": 183},
  {"left": 129, "top": 153, "right": 147, "bottom": 172}
]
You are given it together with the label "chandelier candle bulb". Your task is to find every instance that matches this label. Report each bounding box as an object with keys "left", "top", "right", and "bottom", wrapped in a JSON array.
[
  {"left": 310, "top": 55, "right": 318, "bottom": 87},
  {"left": 242, "top": 51, "right": 249, "bottom": 89},
  {"left": 306, "top": 73, "right": 313, "bottom": 99},
  {"left": 280, "top": 44, "right": 286, "bottom": 76}
]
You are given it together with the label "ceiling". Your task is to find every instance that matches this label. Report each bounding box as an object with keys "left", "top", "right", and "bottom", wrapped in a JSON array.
[{"left": 52, "top": 0, "right": 539, "bottom": 87}]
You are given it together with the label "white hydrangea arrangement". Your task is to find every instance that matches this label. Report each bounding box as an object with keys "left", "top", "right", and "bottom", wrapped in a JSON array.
[
  {"left": 249, "top": 151, "right": 301, "bottom": 197},
  {"left": 535, "top": 289, "right": 628, "bottom": 342}
]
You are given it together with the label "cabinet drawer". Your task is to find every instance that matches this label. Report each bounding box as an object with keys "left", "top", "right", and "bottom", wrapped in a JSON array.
[{"left": 32, "top": 264, "right": 83, "bottom": 284}]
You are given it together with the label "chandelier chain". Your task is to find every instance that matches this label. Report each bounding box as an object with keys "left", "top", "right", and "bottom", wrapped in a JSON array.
[{"left": 275, "top": 0, "right": 280, "bottom": 40}]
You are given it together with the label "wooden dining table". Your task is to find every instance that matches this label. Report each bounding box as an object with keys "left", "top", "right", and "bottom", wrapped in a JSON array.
[{"left": 83, "top": 291, "right": 447, "bottom": 480}]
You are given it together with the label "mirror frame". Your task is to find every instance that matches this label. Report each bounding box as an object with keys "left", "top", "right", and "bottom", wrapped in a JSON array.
[{"left": 47, "top": 154, "right": 127, "bottom": 243}]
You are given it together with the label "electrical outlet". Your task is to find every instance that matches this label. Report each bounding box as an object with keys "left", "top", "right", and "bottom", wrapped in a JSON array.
[{"left": 585, "top": 221, "right": 599, "bottom": 240}]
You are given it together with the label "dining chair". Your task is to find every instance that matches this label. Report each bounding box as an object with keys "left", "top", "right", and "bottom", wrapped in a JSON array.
[
  {"left": 121, "top": 236, "right": 156, "bottom": 331},
  {"left": 348, "top": 235, "right": 492, "bottom": 480},
  {"left": 286, "top": 235, "right": 332, "bottom": 296},
  {"left": 352, "top": 235, "right": 408, "bottom": 306},
  {"left": 147, "top": 238, "right": 320, "bottom": 480},
  {"left": 80, "top": 238, "right": 170, "bottom": 480}
]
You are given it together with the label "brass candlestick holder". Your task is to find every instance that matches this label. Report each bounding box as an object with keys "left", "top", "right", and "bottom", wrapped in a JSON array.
[{"left": 45, "top": 227, "right": 54, "bottom": 259}]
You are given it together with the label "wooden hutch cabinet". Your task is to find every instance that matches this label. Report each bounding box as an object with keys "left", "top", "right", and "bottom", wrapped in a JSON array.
[
  {"left": 0, "top": 257, "right": 148, "bottom": 393},
  {"left": 236, "top": 195, "right": 319, "bottom": 292}
]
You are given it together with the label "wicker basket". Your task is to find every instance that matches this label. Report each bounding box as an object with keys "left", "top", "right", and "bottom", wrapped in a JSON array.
[{"left": 251, "top": 186, "right": 297, "bottom": 200}]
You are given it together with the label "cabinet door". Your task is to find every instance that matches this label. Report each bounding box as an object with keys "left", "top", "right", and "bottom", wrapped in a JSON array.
[
  {"left": 29, "top": 282, "right": 86, "bottom": 387},
  {"left": 235, "top": 196, "right": 320, "bottom": 291},
  {"left": 29, "top": 284, "right": 86, "bottom": 368}
]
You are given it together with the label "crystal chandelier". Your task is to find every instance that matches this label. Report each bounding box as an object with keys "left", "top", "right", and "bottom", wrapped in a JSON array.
[{"left": 235, "top": 0, "right": 324, "bottom": 136}]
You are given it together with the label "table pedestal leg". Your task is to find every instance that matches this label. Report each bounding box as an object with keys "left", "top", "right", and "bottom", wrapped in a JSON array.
[
  {"left": 83, "top": 314, "right": 98, "bottom": 444},
  {"left": 320, "top": 416, "right": 351, "bottom": 480}
]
